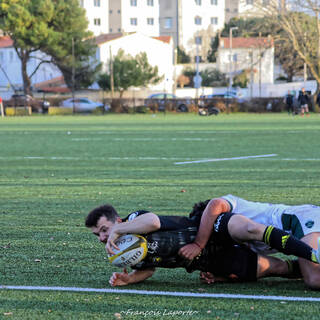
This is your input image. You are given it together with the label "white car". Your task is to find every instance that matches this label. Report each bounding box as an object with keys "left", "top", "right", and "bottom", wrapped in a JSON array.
[{"left": 60, "top": 97, "right": 110, "bottom": 112}]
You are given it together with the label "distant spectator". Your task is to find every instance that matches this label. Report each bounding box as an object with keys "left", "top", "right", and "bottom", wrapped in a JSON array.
[
  {"left": 284, "top": 90, "right": 294, "bottom": 115},
  {"left": 298, "top": 88, "right": 310, "bottom": 116},
  {"left": 316, "top": 92, "right": 320, "bottom": 108}
]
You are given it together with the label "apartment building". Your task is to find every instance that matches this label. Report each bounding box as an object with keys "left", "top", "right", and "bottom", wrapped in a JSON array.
[
  {"left": 159, "top": 0, "right": 225, "bottom": 62},
  {"left": 79, "top": 0, "right": 109, "bottom": 35},
  {"left": 225, "top": 0, "right": 240, "bottom": 22},
  {"left": 109, "top": 0, "right": 160, "bottom": 36}
]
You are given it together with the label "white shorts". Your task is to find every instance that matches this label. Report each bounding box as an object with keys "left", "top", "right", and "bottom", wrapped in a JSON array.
[{"left": 280, "top": 205, "right": 320, "bottom": 239}]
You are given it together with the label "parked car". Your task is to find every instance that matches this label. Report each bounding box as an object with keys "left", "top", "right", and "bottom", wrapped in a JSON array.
[
  {"left": 4, "top": 94, "right": 50, "bottom": 113},
  {"left": 200, "top": 92, "right": 245, "bottom": 102},
  {"left": 60, "top": 97, "right": 110, "bottom": 112},
  {"left": 145, "top": 93, "right": 192, "bottom": 112}
]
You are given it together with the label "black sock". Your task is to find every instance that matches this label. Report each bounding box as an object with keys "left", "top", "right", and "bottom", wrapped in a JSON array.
[{"left": 263, "top": 226, "right": 318, "bottom": 263}]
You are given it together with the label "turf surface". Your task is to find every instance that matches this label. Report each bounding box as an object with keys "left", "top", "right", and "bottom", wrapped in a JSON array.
[{"left": 1, "top": 113, "right": 320, "bottom": 319}]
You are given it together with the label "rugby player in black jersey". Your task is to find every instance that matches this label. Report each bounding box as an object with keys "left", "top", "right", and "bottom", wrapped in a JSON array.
[
  {"left": 179, "top": 197, "right": 320, "bottom": 289},
  {"left": 85, "top": 204, "right": 305, "bottom": 286}
]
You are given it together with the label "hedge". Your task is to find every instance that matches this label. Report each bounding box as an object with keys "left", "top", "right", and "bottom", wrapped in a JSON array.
[
  {"left": 48, "top": 107, "right": 73, "bottom": 115},
  {"left": 5, "top": 107, "right": 32, "bottom": 116}
]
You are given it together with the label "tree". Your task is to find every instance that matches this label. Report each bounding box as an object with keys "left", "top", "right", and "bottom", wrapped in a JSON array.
[
  {"left": 43, "top": 0, "right": 101, "bottom": 90},
  {"left": 207, "top": 34, "right": 219, "bottom": 62},
  {"left": 201, "top": 68, "right": 228, "bottom": 87},
  {"left": 182, "top": 68, "right": 227, "bottom": 87},
  {"left": 0, "top": 0, "right": 56, "bottom": 95},
  {"left": 98, "top": 49, "right": 162, "bottom": 97},
  {"left": 0, "top": 0, "right": 100, "bottom": 95},
  {"left": 254, "top": 0, "right": 320, "bottom": 109},
  {"left": 233, "top": 70, "right": 249, "bottom": 88},
  {"left": 177, "top": 46, "right": 191, "bottom": 64}
]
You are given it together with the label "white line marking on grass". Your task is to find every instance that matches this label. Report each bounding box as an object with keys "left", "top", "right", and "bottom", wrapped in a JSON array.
[
  {"left": 282, "top": 158, "right": 320, "bottom": 161},
  {"left": 0, "top": 156, "right": 194, "bottom": 161},
  {"left": 175, "top": 154, "right": 278, "bottom": 165},
  {"left": 1, "top": 285, "right": 320, "bottom": 302},
  {"left": 71, "top": 138, "right": 216, "bottom": 142}
]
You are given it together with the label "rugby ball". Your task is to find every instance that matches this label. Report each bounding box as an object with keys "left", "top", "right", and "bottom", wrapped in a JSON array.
[{"left": 107, "top": 234, "right": 148, "bottom": 267}]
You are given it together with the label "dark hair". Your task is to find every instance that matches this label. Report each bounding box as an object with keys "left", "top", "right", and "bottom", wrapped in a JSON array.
[
  {"left": 189, "top": 199, "right": 210, "bottom": 218},
  {"left": 85, "top": 204, "right": 120, "bottom": 228}
]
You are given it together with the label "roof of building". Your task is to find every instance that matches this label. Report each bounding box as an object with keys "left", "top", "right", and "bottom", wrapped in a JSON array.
[
  {"left": 220, "top": 37, "right": 274, "bottom": 49},
  {"left": 34, "top": 76, "right": 70, "bottom": 93},
  {"left": 0, "top": 36, "right": 13, "bottom": 48},
  {"left": 95, "top": 32, "right": 172, "bottom": 45},
  {"left": 95, "top": 33, "right": 126, "bottom": 45},
  {"left": 152, "top": 36, "right": 171, "bottom": 44}
]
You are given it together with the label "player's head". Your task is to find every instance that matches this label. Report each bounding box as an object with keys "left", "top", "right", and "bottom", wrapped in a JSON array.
[
  {"left": 85, "top": 204, "right": 122, "bottom": 243},
  {"left": 189, "top": 200, "right": 210, "bottom": 218}
]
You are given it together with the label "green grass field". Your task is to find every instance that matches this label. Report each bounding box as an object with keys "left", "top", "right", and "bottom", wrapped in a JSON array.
[{"left": 1, "top": 113, "right": 320, "bottom": 319}]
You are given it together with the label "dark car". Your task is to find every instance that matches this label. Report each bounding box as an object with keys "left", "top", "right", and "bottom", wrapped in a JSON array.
[
  {"left": 4, "top": 94, "right": 50, "bottom": 113},
  {"left": 145, "top": 93, "right": 192, "bottom": 112}
]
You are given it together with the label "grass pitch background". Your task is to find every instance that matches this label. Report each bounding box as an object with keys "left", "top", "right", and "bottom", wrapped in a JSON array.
[{"left": 1, "top": 113, "right": 320, "bottom": 319}]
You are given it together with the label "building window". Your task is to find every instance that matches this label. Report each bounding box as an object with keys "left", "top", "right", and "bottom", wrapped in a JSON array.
[
  {"left": 79, "top": 0, "right": 84, "bottom": 7},
  {"left": 194, "top": 55, "right": 202, "bottom": 62},
  {"left": 109, "top": 10, "right": 113, "bottom": 14},
  {"left": 246, "top": 0, "right": 253, "bottom": 4},
  {"left": 118, "top": 10, "right": 121, "bottom": 13},
  {"left": 0, "top": 52, "right": 3, "bottom": 62},
  {"left": 147, "top": 0, "right": 154, "bottom": 6},
  {"left": 195, "top": 0, "right": 201, "bottom": 5},
  {"left": 147, "top": 18, "right": 154, "bottom": 25},
  {"left": 110, "top": 28, "right": 113, "bottom": 32},
  {"left": 94, "top": 0, "right": 100, "bottom": 6},
  {"left": 195, "top": 36, "right": 202, "bottom": 45},
  {"left": 195, "top": 16, "right": 202, "bottom": 25},
  {"left": 130, "top": 18, "right": 138, "bottom": 25},
  {"left": 164, "top": 17, "right": 172, "bottom": 29},
  {"left": 211, "top": 17, "right": 218, "bottom": 25},
  {"left": 131, "top": 0, "right": 137, "bottom": 6},
  {"left": 211, "top": 0, "right": 218, "bottom": 4},
  {"left": 94, "top": 18, "right": 101, "bottom": 25},
  {"left": 233, "top": 54, "right": 237, "bottom": 62}
]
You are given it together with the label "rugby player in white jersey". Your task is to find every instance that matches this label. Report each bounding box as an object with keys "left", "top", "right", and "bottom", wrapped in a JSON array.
[{"left": 179, "top": 195, "right": 320, "bottom": 289}]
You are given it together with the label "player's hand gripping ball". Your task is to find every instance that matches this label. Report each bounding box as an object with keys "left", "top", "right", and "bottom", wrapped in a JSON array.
[{"left": 107, "top": 234, "right": 148, "bottom": 267}]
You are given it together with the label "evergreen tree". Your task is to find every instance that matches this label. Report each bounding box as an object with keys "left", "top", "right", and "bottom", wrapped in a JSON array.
[{"left": 0, "top": 0, "right": 100, "bottom": 94}]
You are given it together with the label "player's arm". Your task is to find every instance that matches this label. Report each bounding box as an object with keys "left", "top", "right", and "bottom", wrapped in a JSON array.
[
  {"left": 107, "top": 213, "right": 160, "bottom": 254},
  {"left": 179, "top": 198, "right": 231, "bottom": 260},
  {"left": 109, "top": 268, "right": 155, "bottom": 287}
]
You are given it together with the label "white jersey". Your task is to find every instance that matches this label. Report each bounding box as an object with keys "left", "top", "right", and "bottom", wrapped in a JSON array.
[
  {"left": 222, "top": 194, "right": 290, "bottom": 228},
  {"left": 221, "top": 194, "right": 320, "bottom": 253}
]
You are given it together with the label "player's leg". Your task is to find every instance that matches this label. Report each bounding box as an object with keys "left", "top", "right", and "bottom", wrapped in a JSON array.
[
  {"left": 202, "top": 244, "right": 300, "bottom": 283},
  {"left": 226, "top": 214, "right": 319, "bottom": 263},
  {"left": 299, "top": 232, "right": 320, "bottom": 289},
  {"left": 257, "top": 255, "right": 301, "bottom": 279}
]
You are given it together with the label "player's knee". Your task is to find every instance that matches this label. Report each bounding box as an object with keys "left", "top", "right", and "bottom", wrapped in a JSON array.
[
  {"left": 246, "top": 220, "right": 264, "bottom": 240},
  {"left": 303, "top": 272, "right": 320, "bottom": 290}
]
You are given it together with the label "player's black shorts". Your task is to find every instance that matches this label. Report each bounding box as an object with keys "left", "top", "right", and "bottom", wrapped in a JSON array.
[
  {"left": 212, "top": 212, "right": 236, "bottom": 246},
  {"left": 209, "top": 212, "right": 257, "bottom": 281},
  {"left": 212, "top": 244, "right": 258, "bottom": 281}
]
